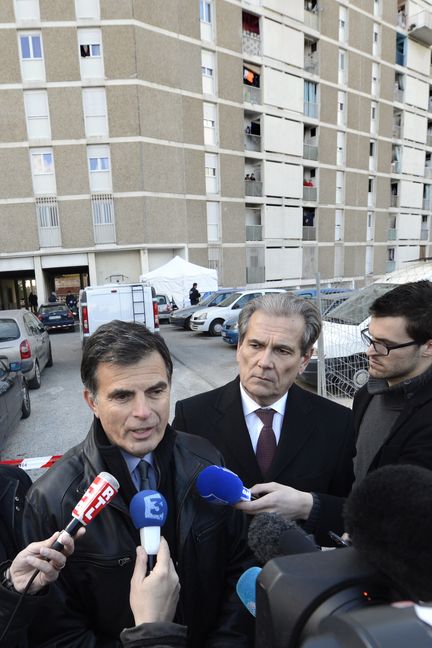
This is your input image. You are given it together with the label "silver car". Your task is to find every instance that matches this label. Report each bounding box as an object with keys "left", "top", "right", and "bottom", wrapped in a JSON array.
[{"left": 0, "top": 310, "right": 53, "bottom": 389}]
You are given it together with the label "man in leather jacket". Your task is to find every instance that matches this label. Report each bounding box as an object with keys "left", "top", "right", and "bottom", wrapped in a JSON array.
[{"left": 23, "top": 320, "right": 253, "bottom": 647}]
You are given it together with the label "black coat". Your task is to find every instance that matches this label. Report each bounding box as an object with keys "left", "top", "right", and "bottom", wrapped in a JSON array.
[
  {"left": 352, "top": 376, "right": 432, "bottom": 472},
  {"left": 23, "top": 421, "right": 254, "bottom": 648},
  {"left": 173, "top": 378, "right": 355, "bottom": 544}
]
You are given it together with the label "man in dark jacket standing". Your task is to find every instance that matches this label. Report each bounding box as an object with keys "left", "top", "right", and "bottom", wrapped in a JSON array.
[
  {"left": 352, "top": 279, "right": 432, "bottom": 481},
  {"left": 24, "top": 320, "right": 253, "bottom": 647},
  {"left": 188, "top": 283, "right": 200, "bottom": 305}
]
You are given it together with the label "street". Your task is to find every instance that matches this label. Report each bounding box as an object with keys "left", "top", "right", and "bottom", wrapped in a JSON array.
[{"left": 1, "top": 324, "right": 240, "bottom": 474}]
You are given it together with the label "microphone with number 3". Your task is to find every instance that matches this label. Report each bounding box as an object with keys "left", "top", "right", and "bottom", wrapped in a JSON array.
[{"left": 130, "top": 490, "right": 168, "bottom": 570}]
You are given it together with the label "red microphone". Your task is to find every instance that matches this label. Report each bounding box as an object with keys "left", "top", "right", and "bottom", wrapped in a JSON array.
[{"left": 52, "top": 472, "right": 119, "bottom": 550}]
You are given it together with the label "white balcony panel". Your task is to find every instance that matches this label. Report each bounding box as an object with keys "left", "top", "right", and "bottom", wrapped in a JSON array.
[
  {"left": 265, "top": 247, "right": 302, "bottom": 280},
  {"left": 263, "top": 0, "right": 303, "bottom": 20},
  {"left": 406, "top": 39, "right": 430, "bottom": 75},
  {"left": 404, "top": 111, "right": 427, "bottom": 144},
  {"left": 262, "top": 19, "right": 303, "bottom": 67},
  {"left": 263, "top": 68, "right": 303, "bottom": 113},
  {"left": 400, "top": 180, "right": 423, "bottom": 209},
  {"left": 263, "top": 115, "right": 303, "bottom": 156},
  {"left": 264, "top": 161, "right": 302, "bottom": 198},
  {"left": 75, "top": 0, "right": 100, "bottom": 19},
  {"left": 401, "top": 146, "right": 425, "bottom": 176},
  {"left": 398, "top": 213, "right": 422, "bottom": 239},
  {"left": 264, "top": 206, "right": 302, "bottom": 239},
  {"left": 405, "top": 75, "right": 429, "bottom": 110}
]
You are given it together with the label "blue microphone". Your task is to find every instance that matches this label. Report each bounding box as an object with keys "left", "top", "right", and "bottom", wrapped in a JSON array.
[
  {"left": 130, "top": 490, "right": 168, "bottom": 558},
  {"left": 196, "top": 465, "right": 253, "bottom": 505},
  {"left": 236, "top": 566, "right": 262, "bottom": 617}
]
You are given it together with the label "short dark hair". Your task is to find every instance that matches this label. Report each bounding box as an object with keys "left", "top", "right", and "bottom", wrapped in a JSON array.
[
  {"left": 81, "top": 320, "right": 173, "bottom": 396},
  {"left": 370, "top": 280, "right": 432, "bottom": 344},
  {"left": 344, "top": 465, "right": 432, "bottom": 602},
  {"left": 238, "top": 293, "right": 322, "bottom": 355}
]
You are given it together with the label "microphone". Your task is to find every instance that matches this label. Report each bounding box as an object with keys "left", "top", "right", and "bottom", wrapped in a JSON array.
[
  {"left": 236, "top": 566, "right": 262, "bottom": 617},
  {"left": 130, "top": 490, "right": 168, "bottom": 559},
  {"left": 52, "top": 471, "right": 119, "bottom": 551},
  {"left": 248, "top": 512, "right": 319, "bottom": 565},
  {"left": 196, "top": 465, "right": 253, "bottom": 505}
]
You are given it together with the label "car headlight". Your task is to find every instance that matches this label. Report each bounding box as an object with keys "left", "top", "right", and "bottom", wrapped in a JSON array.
[
  {"left": 197, "top": 312, "right": 207, "bottom": 320},
  {"left": 231, "top": 322, "right": 239, "bottom": 331}
]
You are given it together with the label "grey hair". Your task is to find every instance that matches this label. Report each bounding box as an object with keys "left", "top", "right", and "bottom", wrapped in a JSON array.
[{"left": 238, "top": 293, "right": 322, "bottom": 354}]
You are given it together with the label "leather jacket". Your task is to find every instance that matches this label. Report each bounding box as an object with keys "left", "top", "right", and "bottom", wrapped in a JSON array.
[{"left": 23, "top": 421, "right": 253, "bottom": 647}]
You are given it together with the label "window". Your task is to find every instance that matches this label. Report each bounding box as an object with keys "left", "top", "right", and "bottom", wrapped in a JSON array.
[
  {"left": 336, "top": 131, "right": 345, "bottom": 165},
  {"left": 368, "top": 177, "right": 375, "bottom": 206},
  {"left": 203, "top": 102, "right": 217, "bottom": 146},
  {"left": 80, "top": 43, "right": 101, "bottom": 58},
  {"left": 30, "top": 148, "right": 56, "bottom": 194},
  {"left": 367, "top": 211, "right": 375, "bottom": 240},
  {"left": 335, "top": 209, "right": 343, "bottom": 241},
  {"left": 87, "top": 145, "right": 112, "bottom": 191},
  {"left": 91, "top": 194, "right": 115, "bottom": 243},
  {"left": 36, "top": 197, "right": 61, "bottom": 247},
  {"left": 24, "top": 90, "right": 50, "bottom": 139},
  {"left": 370, "top": 101, "right": 378, "bottom": 134},
  {"left": 20, "top": 33, "right": 42, "bottom": 59},
  {"left": 373, "top": 24, "right": 380, "bottom": 57},
  {"left": 206, "top": 202, "right": 220, "bottom": 242},
  {"left": 200, "top": 0, "right": 211, "bottom": 23},
  {"left": 336, "top": 171, "right": 344, "bottom": 203},
  {"left": 205, "top": 153, "right": 218, "bottom": 193},
  {"left": 369, "top": 140, "right": 376, "bottom": 171},
  {"left": 14, "top": 0, "right": 40, "bottom": 21},
  {"left": 304, "top": 81, "right": 318, "bottom": 118},
  {"left": 82, "top": 87, "right": 108, "bottom": 137},
  {"left": 365, "top": 246, "right": 374, "bottom": 274},
  {"left": 201, "top": 50, "right": 215, "bottom": 94},
  {"left": 78, "top": 29, "right": 104, "bottom": 79},
  {"left": 371, "top": 62, "right": 379, "bottom": 96},
  {"left": 388, "top": 247, "right": 395, "bottom": 262},
  {"left": 337, "top": 91, "right": 346, "bottom": 126},
  {"left": 338, "top": 49, "right": 347, "bottom": 85},
  {"left": 339, "top": 6, "right": 347, "bottom": 42},
  {"left": 374, "top": 0, "right": 381, "bottom": 17},
  {"left": 75, "top": 0, "right": 100, "bottom": 20}
]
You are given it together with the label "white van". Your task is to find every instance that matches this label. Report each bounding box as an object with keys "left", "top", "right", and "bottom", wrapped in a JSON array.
[
  {"left": 300, "top": 261, "right": 432, "bottom": 394},
  {"left": 79, "top": 283, "right": 159, "bottom": 346}
]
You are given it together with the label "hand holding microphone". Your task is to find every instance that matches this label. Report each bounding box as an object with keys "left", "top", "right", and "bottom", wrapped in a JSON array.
[{"left": 234, "top": 481, "right": 314, "bottom": 521}]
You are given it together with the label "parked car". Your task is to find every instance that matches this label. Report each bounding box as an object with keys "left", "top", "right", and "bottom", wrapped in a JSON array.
[
  {"left": 190, "top": 289, "right": 285, "bottom": 336},
  {"left": 37, "top": 303, "right": 75, "bottom": 333},
  {"left": 0, "top": 309, "right": 52, "bottom": 389},
  {"left": 0, "top": 357, "right": 31, "bottom": 447},
  {"left": 155, "top": 294, "right": 175, "bottom": 322},
  {"left": 169, "top": 289, "right": 239, "bottom": 330},
  {"left": 221, "top": 315, "right": 240, "bottom": 346}
]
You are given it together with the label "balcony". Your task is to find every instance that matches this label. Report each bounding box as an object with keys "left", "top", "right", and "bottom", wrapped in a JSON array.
[
  {"left": 398, "top": 10, "right": 407, "bottom": 28},
  {"left": 394, "top": 88, "right": 404, "bottom": 102},
  {"left": 391, "top": 160, "right": 401, "bottom": 174},
  {"left": 408, "top": 11, "right": 432, "bottom": 46},
  {"left": 302, "top": 226, "right": 316, "bottom": 241},
  {"left": 427, "top": 134, "right": 432, "bottom": 147},
  {"left": 392, "top": 124, "right": 402, "bottom": 139},
  {"left": 242, "top": 31, "right": 261, "bottom": 56},
  {"left": 246, "top": 224, "right": 263, "bottom": 241},
  {"left": 243, "top": 85, "right": 261, "bottom": 105},
  {"left": 304, "top": 55, "right": 319, "bottom": 75},
  {"left": 421, "top": 228, "right": 429, "bottom": 240},
  {"left": 303, "top": 143, "right": 318, "bottom": 160},
  {"left": 423, "top": 198, "right": 431, "bottom": 210},
  {"left": 92, "top": 194, "right": 116, "bottom": 244},
  {"left": 390, "top": 194, "right": 399, "bottom": 207},
  {"left": 36, "top": 197, "right": 62, "bottom": 248},
  {"left": 304, "top": 101, "right": 318, "bottom": 118},
  {"left": 304, "top": 3, "right": 319, "bottom": 30},
  {"left": 246, "top": 266, "right": 265, "bottom": 283},
  {"left": 425, "top": 166, "right": 432, "bottom": 178},
  {"left": 244, "top": 133, "right": 261, "bottom": 152},
  {"left": 303, "top": 186, "right": 317, "bottom": 201},
  {"left": 386, "top": 260, "right": 396, "bottom": 272},
  {"left": 388, "top": 228, "right": 397, "bottom": 240},
  {"left": 245, "top": 180, "right": 263, "bottom": 197}
]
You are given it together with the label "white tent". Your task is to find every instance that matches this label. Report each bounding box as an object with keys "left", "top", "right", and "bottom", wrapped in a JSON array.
[{"left": 140, "top": 256, "right": 218, "bottom": 308}]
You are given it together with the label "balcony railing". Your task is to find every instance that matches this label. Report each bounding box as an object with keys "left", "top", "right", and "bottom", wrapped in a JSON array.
[
  {"left": 425, "top": 166, "right": 432, "bottom": 178},
  {"left": 303, "top": 186, "right": 317, "bottom": 201},
  {"left": 392, "top": 124, "right": 402, "bottom": 139},
  {"left": 398, "top": 11, "right": 407, "bottom": 28},
  {"left": 304, "top": 5, "right": 319, "bottom": 30},
  {"left": 242, "top": 31, "right": 261, "bottom": 56},
  {"left": 92, "top": 194, "right": 116, "bottom": 244},
  {"left": 246, "top": 224, "right": 263, "bottom": 241},
  {"left": 304, "top": 101, "right": 318, "bottom": 118},
  {"left": 390, "top": 194, "right": 399, "bottom": 207},
  {"left": 304, "top": 56, "right": 319, "bottom": 75},
  {"left": 302, "top": 226, "right": 316, "bottom": 240},
  {"left": 391, "top": 160, "right": 401, "bottom": 173},
  {"left": 244, "top": 133, "right": 261, "bottom": 152},
  {"left": 246, "top": 266, "right": 265, "bottom": 283},
  {"left": 388, "top": 228, "right": 397, "bottom": 240},
  {"left": 423, "top": 198, "right": 431, "bottom": 210},
  {"left": 36, "top": 197, "right": 62, "bottom": 248},
  {"left": 421, "top": 228, "right": 429, "bottom": 240},
  {"left": 427, "top": 134, "right": 432, "bottom": 147},
  {"left": 394, "top": 88, "right": 404, "bottom": 102},
  {"left": 386, "top": 260, "right": 396, "bottom": 272},
  {"left": 243, "top": 85, "right": 261, "bottom": 105},
  {"left": 245, "top": 180, "right": 263, "bottom": 197},
  {"left": 303, "top": 143, "right": 318, "bottom": 160}
]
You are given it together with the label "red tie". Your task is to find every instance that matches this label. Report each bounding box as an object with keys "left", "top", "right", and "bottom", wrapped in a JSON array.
[{"left": 255, "top": 408, "right": 277, "bottom": 476}]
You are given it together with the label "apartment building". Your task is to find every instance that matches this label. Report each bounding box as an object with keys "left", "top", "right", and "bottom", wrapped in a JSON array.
[{"left": 0, "top": 0, "right": 431, "bottom": 307}]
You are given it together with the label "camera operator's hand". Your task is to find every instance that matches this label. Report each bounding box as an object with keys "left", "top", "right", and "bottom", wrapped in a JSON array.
[
  {"left": 130, "top": 537, "right": 180, "bottom": 625},
  {"left": 235, "top": 482, "right": 313, "bottom": 521},
  {"left": 9, "top": 529, "right": 84, "bottom": 594}
]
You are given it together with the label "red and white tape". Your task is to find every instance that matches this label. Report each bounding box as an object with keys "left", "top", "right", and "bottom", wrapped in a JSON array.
[{"left": 0, "top": 455, "right": 62, "bottom": 470}]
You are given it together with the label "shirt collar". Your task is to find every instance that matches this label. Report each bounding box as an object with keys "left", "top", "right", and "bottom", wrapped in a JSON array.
[
  {"left": 120, "top": 450, "right": 154, "bottom": 475},
  {"left": 239, "top": 382, "right": 288, "bottom": 416}
]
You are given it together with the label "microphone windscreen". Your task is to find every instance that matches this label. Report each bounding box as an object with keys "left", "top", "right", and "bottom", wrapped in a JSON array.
[
  {"left": 72, "top": 471, "right": 119, "bottom": 526},
  {"left": 196, "top": 465, "right": 245, "bottom": 505},
  {"left": 236, "top": 566, "right": 262, "bottom": 617},
  {"left": 130, "top": 490, "right": 168, "bottom": 529},
  {"left": 248, "top": 512, "right": 317, "bottom": 565}
]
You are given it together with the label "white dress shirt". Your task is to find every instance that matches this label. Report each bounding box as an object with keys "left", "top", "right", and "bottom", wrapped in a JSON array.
[{"left": 239, "top": 383, "right": 288, "bottom": 454}]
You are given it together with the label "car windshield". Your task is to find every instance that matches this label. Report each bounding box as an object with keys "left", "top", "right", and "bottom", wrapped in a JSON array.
[
  {"left": 325, "top": 283, "right": 397, "bottom": 325},
  {"left": 217, "top": 292, "right": 242, "bottom": 307},
  {"left": 0, "top": 319, "right": 20, "bottom": 341},
  {"left": 156, "top": 296, "right": 167, "bottom": 305},
  {"left": 40, "top": 304, "right": 68, "bottom": 313}
]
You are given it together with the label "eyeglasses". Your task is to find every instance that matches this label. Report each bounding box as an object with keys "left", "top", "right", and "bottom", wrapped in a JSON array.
[{"left": 360, "top": 328, "right": 419, "bottom": 356}]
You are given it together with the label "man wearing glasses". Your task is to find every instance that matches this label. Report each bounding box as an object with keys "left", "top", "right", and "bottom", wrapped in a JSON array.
[{"left": 353, "top": 279, "right": 432, "bottom": 484}]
